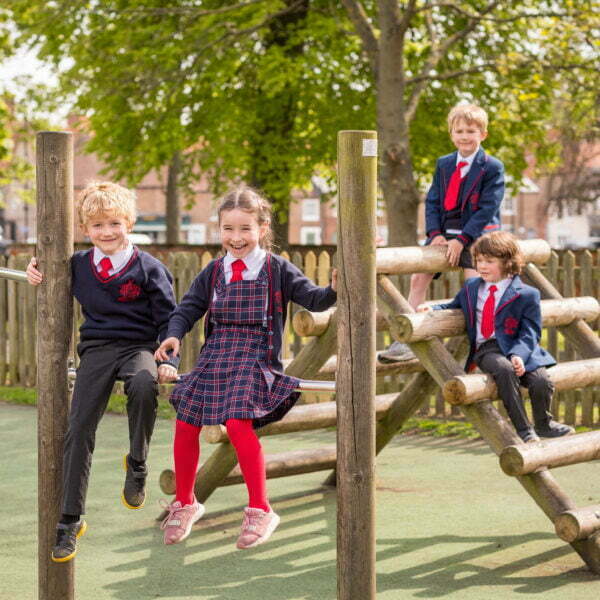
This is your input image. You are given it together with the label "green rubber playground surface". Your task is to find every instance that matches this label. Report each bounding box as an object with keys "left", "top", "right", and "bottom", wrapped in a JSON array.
[{"left": 1, "top": 401, "right": 599, "bottom": 599}]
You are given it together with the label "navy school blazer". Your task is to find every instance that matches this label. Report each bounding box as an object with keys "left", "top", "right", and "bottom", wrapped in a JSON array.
[
  {"left": 166, "top": 253, "right": 337, "bottom": 373},
  {"left": 425, "top": 148, "right": 504, "bottom": 246},
  {"left": 433, "top": 275, "right": 556, "bottom": 372}
]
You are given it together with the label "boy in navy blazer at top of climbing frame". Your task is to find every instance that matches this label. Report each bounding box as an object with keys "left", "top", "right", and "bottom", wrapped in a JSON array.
[
  {"left": 26, "top": 181, "right": 179, "bottom": 562},
  {"left": 380, "top": 102, "right": 505, "bottom": 363},
  {"left": 418, "top": 230, "right": 574, "bottom": 443}
]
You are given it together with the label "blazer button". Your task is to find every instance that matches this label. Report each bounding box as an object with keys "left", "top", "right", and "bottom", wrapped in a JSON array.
[{"left": 268, "top": 345, "right": 274, "bottom": 350}]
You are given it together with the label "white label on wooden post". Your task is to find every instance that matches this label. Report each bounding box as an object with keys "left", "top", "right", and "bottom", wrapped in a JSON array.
[{"left": 362, "top": 139, "right": 377, "bottom": 157}]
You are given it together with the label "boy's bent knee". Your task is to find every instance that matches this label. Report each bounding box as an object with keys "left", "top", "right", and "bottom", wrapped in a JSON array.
[{"left": 125, "top": 370, "right": 158, "bottom": 399}]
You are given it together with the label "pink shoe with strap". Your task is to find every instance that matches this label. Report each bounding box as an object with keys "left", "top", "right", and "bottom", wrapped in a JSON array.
[
  {"left": 160, "top": 499, "right": 205, "bottom": 545},
  {"left": 236, "top": 507, "right": 280, "bottom": 550}
]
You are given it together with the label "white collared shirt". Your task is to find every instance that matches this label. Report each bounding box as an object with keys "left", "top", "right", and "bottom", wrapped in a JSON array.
[
  {"left": 223, "top": 246, "right": 266, "bottom": 283},
  {"left": 93, "top": 241, "right": 134, "bottom": 276},
  {"left": 456, "top": 147, "right": 479, "bottom": 179},
  {"left": 475, "top": 276, "right": 512, "bottom": 346}
]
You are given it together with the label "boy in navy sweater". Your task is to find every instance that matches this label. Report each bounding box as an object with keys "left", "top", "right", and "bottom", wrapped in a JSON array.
[
  {"left": 27, "top": 181, "right": 179, "bottom": 562},
  {"left": 380, "top": 103, "right": 505, "bottom": 363},
  {"left": 418, "top": 231, "right": 573, "bottom": 443}
]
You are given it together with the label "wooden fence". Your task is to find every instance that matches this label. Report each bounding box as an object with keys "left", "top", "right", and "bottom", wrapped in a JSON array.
[{"left": 2, "top": 245, "right": 599, "bottom": 426}]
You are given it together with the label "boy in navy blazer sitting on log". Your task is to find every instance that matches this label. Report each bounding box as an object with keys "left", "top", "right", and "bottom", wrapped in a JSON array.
[
  {"left": 26, "top": 181, "right": 179, "bottom": 562},
  {"left": 381, "top": 102, "right": 504, "bottom": 363},
  {"left": 418, "top": 231, "right": 573, "bottom": 443}
]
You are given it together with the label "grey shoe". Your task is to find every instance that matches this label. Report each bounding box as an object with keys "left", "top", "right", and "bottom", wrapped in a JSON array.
[
  {"left": 51, "top": 520, "right": 87, "bottom": 562},
  {"left": 122, "top": 454, "right": 147, "bottom": 509},
  {"left": 517, "top": 428, "right": 540, "bottom": 444},
  {"left": 378, "top": 341, "right": 416, "bottom": 364}
]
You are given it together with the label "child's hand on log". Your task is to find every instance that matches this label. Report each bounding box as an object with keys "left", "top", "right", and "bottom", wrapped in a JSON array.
[
  {"left": 157, "top": 364, "right": 178, "bottom": 384},
  {"left": 26, "top": 257, "right": 43, "bottom": 286},
  {"left": 430, "top": 235, "right": 447, "bottom": 246},
  {"left": 445, "top": 239, "right": 463, "bottom": 267},
  {"left": 331, "top": 268, "right": 338, "bottom": 291},
  {"left": 511, "top": 355, "right": 525, "bottom": 377},
  {"left": 416, "top": 303, "right": 432, "bottom": 313}
]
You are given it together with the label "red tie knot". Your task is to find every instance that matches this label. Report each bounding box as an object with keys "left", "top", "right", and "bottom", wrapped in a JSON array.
[
  {"left": 488, "top": 284, "right": 498, "bottom": 295},
  {"left": 231, "top": 259, "right": 247, "bottom": 282},
  {"left": 99, "top": 256, "right": 113, "bottom": 278}
]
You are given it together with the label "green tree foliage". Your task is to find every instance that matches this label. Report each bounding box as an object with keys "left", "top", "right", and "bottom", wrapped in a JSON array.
[
  {"left": 6, "top": 1, "right": 598, "bottom": 245},
  {"left": 6, "top": 1, "right": 373, "bottom": 245}
]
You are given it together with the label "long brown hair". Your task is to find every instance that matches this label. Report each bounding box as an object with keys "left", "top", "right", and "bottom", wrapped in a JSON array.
[{"left": 471, "top": 231, "right": 524, "bottom": 275}]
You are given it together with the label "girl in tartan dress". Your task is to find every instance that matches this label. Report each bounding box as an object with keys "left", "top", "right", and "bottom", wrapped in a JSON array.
[{"left": 155, "top": 186, "right": 337, "bottom": 548}]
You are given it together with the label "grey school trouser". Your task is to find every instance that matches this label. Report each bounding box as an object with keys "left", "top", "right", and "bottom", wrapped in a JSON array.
[
  {"left": 474, "top": 339, "right": 554, "bottom": 434},
  {"left": 62, "top": 339, "right": 159, "bottom": 515}
]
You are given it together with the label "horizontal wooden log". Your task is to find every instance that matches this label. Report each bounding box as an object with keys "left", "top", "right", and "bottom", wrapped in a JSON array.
[
  {"left": 293, "top": 300, "right": 450, "bottom": 337},
  {"left": 159, "top": 446, "right": 337, "bottom": 494},
  {"left": 376, "top": 239, "right": 550, "bottom": 275},
  {"left": 202, "top": 393, "right": 399, "bottom": 444},
  {"left": 499, "top": 430, "right": 600, "bottom": 476},
  {"left": 555, "top": 506, "right": 600, "bottom": 542},
  {"left": 444, "top": 358, "right": 600, "bottom": 405},
  {"left": 395, "top": 297, "right": 600, "bottom": 342}
]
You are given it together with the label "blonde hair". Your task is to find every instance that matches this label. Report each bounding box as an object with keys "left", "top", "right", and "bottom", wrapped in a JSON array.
[
  {"left": 471, "top": 231, "right": 524, "bottom": 276},
  {"left": 447, "top": 103, "right": 488, "bottom": 134},
  {"left": 76, "top": 181, "right": 137, "bottom": 227},
  {"left": 217, "top": 186, "right": 274, "bottom": 251}
]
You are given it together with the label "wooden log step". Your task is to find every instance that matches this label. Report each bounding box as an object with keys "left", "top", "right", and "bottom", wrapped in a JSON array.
[
  {"left": 444, "top": 358, "right": 600, "bottom": 405},
  {"left": 499, "top": 430, "right": 600, "bottom": 476},
  {"left": 376, "top": 239, "right": 550, "bottom": 275},
  {"left": 159, "top": 446, "right": 337, "bottom": 494},
  {"left": 555, "top": 506, "right": 600, "bottom": 542},
  {"left": 395, "top": 297, "right": 599, "bottom": 343},
  {"left": 293, "top": 299, "right": 450, "bottom": 337},
  {"left": 202, "top": 392, "right": 399, "bottom": 444}
]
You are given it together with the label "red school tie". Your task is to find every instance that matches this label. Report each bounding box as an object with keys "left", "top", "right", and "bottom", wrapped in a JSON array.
[
  {"left": 98, "top": 256, "right": 113, "bottom": 279},
  {"left": 480, "top": 284, "right": 497, "bottom": 339},
  {"left": 443, "top": 160, "right": 469, "bottom": 211},
  {"left": 230, "top": 259, "right": 247, "bottom": 282}
]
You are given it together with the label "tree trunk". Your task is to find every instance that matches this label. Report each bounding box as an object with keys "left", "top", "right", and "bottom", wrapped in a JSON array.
[
  {"left": 377, "top": 5, "right": 421, "bottom": 247},
  {"left": 165, "top": 151, "right": 181, "bottom": 245}
]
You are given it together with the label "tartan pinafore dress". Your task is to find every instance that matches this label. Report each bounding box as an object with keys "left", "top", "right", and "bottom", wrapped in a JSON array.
[{"left": 170, "top": 258, "right": 300, "bottom": 429}]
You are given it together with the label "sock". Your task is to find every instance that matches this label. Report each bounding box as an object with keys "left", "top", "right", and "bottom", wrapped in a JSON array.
[
  {"left": 60, "top": 514, "right": 80, "bottom": 525},
  {"left": 173, "top": 419, "right": 201, "bottom": 506},
  {"left": 225, "top": 419, "right": 269, "bottom": 512}
]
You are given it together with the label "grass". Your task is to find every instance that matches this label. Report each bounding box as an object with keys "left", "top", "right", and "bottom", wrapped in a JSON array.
[{"left": 0, "top": 385, "right": 176, "bottom": 420}]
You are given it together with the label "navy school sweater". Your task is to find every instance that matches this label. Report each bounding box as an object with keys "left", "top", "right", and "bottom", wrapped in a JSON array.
[
  {"left": 71, "top": 248, "right": 179, "bottom": 367},
  {"left": 167, "top": 253, "right": 337, "bottom": 373}
]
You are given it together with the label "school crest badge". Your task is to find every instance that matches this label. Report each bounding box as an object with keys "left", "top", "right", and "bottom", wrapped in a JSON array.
[
  {"left": 118, "top": 279, "right": 141, "bottom": 302},
  {"left": 504, "top": 316, "right": 518, "bottom": 335}
]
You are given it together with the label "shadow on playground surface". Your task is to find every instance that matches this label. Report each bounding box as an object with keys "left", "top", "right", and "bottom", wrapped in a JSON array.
[{"left": 1, "top": 402, "right": 598, "bottom": 600}]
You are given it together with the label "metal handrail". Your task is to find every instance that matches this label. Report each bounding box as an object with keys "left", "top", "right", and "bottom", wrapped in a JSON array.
[
  {"left": 67, "top": 368, "right": 336, "bottom": 393},
  {"left": 0, "top": 267, "right": 28, "bottom": 283}
]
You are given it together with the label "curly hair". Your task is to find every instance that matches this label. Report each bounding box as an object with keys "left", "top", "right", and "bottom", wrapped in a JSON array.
[
  {"left": 76, "top": 181, "right": 137, "bottom": 227},
  {"left": 471, "top": 231, "right": 524, "bottom": 275}
]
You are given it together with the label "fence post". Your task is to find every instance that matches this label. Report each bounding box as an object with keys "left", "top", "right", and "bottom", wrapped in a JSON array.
[
  {"left": 36, "top": 131, "right": 74, "bottom": 600},
  {"left": 336, "top": 130, "right": 377, "bottom": 599}
]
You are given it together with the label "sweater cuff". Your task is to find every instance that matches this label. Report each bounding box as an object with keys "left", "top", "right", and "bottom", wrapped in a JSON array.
[
  {"left": 427, "top": 230, "right": 442, "bottom": 240},
  {"left": 457, "top": 233, "right": 471, "bottom": 246},
  {"left": 158, "top": 352, "right": 181, "bottom": 370}
]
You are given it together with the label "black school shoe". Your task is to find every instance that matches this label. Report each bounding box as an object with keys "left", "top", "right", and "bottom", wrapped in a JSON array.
[
  {"left": 535, "top": 420, "right": 575, "bottom": 438},
  {"left": 122, "top": 454, "right": 148, "bottom": 509},
  {"left": 51, "top": 520, "right": 87, "bottom": 563}
]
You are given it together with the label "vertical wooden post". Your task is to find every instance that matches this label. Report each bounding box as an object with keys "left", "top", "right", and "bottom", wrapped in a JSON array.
[
  {"left": 336, "top": 130, "right": 377, "bottom": 600},
  {"left": 36, "top": 132, "right": 74, "bottom": 600}
]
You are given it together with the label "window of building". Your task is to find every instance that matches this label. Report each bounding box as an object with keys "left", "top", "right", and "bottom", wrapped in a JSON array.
[
  {"left": 187, "top": 224, "right": 206, "bottom": 244},
  {"left": 300, "top": 226, "right": 322, "bottom": 245},
  {"left": 302, "top": 198, "right": 321, "bottom": 222},
  {"left": 502, "top": 195, "right": 516, "bottom": 216}
]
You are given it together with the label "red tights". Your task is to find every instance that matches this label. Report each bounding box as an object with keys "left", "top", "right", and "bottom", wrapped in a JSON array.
[{"left": 173, "top": 418, "right": 268, "bottom": 511}]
